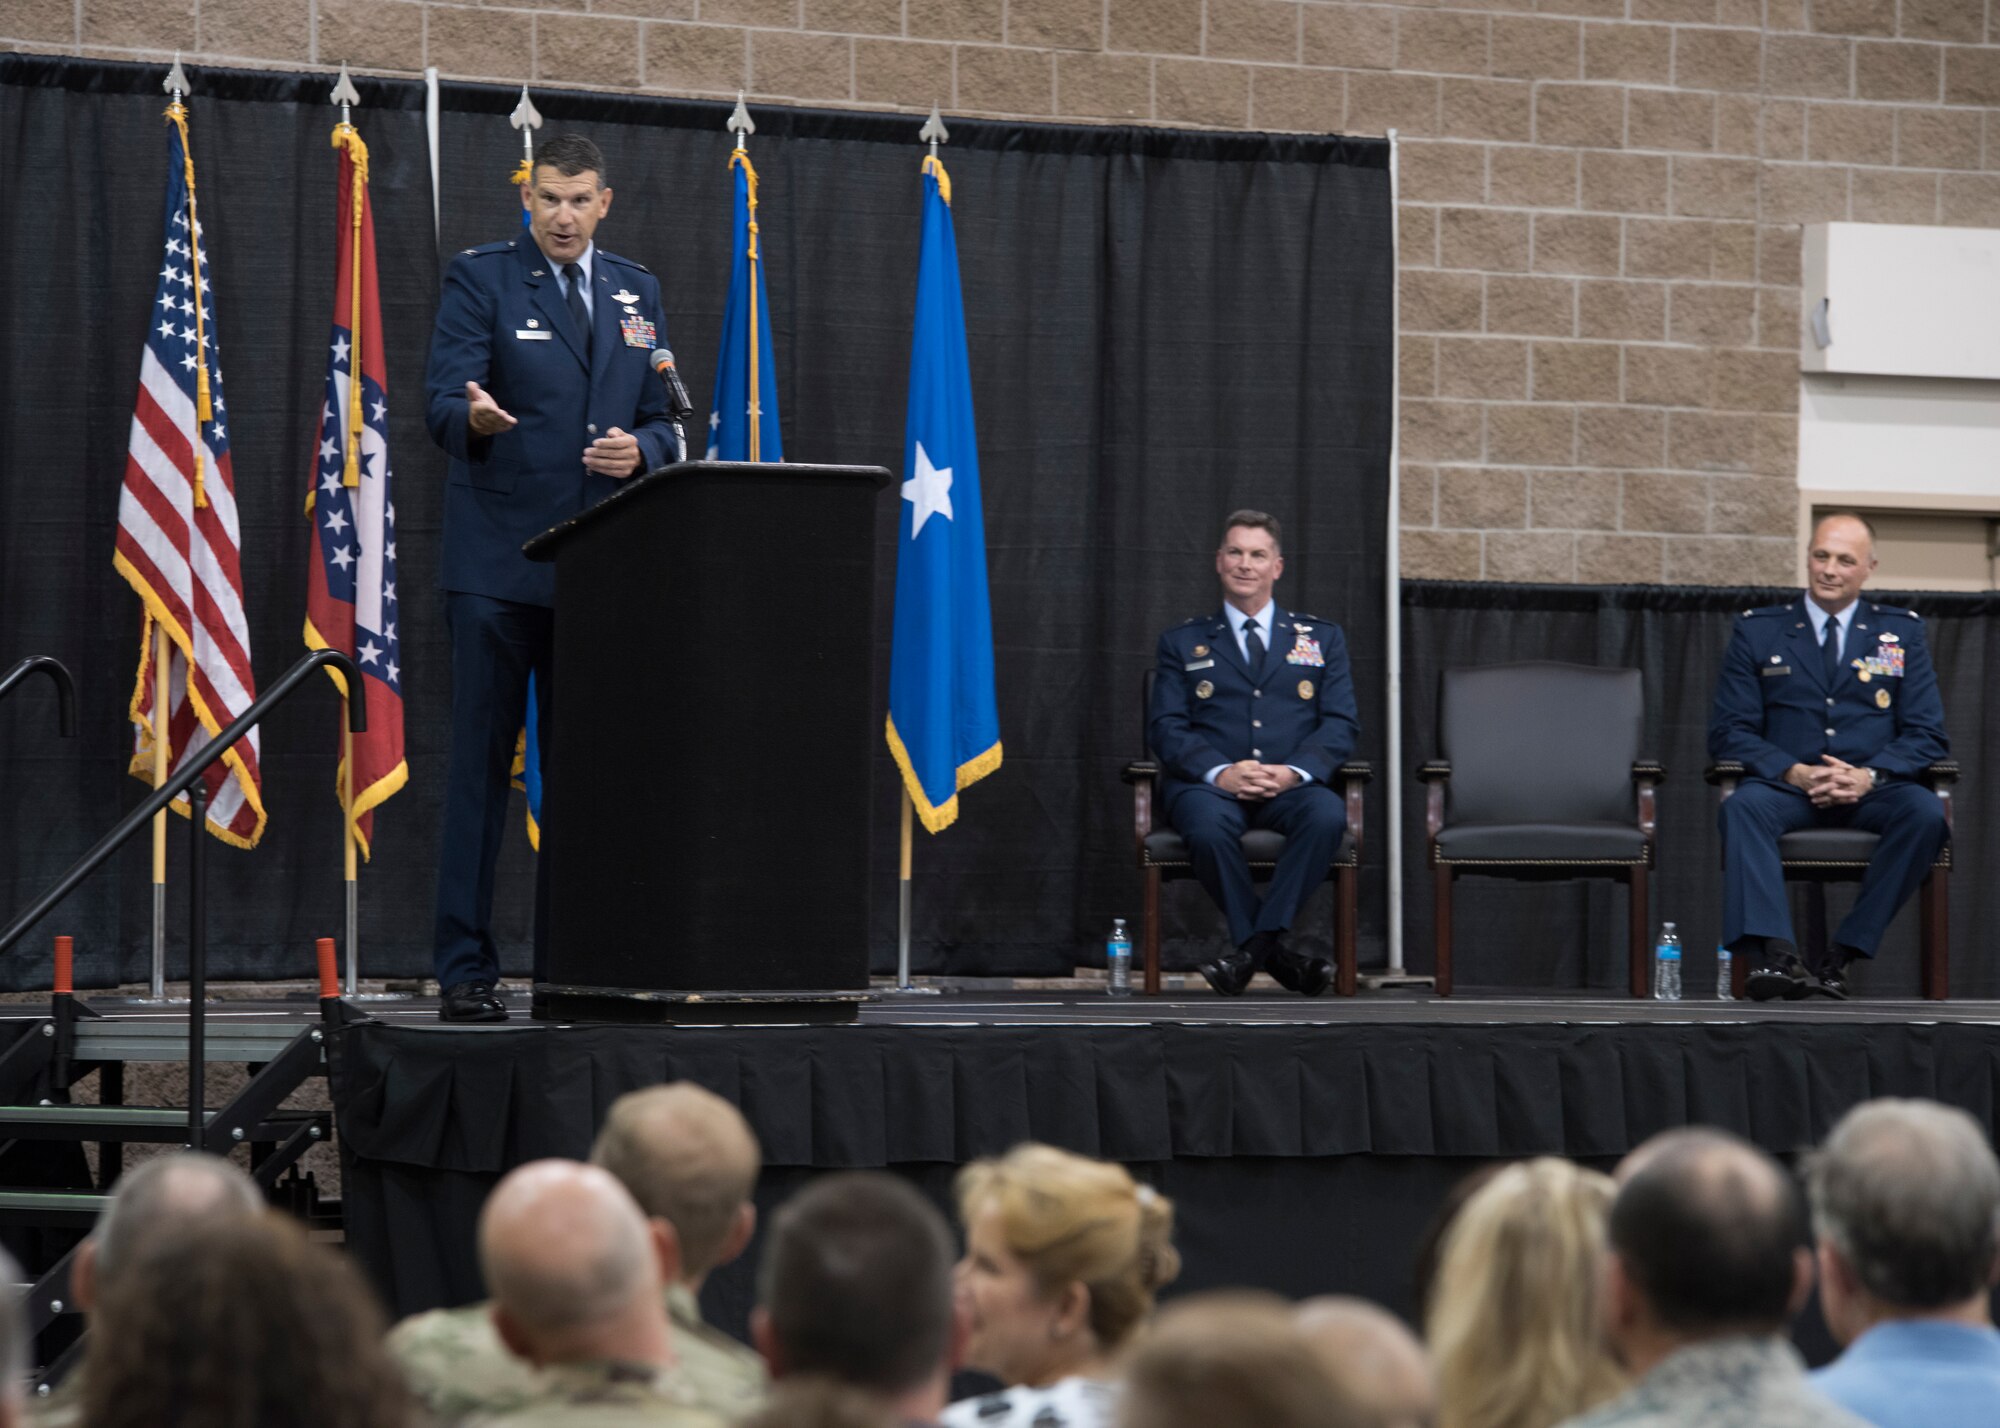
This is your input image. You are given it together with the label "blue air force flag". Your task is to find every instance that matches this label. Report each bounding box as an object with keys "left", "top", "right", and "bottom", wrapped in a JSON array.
[
  {"left": 885, "top": 157, "right": 1001, "bottom": 833},
  {"left": 706, "top": 148, "right": 783, "bottom": 462}
]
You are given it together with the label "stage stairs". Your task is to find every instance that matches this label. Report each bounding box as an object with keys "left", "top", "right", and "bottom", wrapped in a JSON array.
[{"left": 0, "top": 975, "right": 349, "bottom": 1391}]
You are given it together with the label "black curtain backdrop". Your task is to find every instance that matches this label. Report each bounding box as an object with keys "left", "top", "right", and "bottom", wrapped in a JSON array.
[
  {"left": 0, "top": 55, "right": 1394, "bottom": 988},
  {"left": 1401, "top": 582, "right": 1998, "bottom": 998}
]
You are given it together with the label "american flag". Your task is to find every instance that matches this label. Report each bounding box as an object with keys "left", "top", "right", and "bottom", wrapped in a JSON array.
[
  {"left": 112, "top": 102, "right": 265, "bottom": 848},
  {"left": 304, "top": 124, "right": 407, "bottom": 856}
]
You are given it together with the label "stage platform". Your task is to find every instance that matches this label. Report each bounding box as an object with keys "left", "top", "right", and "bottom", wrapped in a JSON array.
[{"left": 222, "top": 982, "right": 1997, "bottom": 1361}]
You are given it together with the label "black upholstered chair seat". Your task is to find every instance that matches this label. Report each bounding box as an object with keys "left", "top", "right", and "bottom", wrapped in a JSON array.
[
  {"left": 1775, "top": 827, "right": 1884, "bottom": 863},
  {"left": 1144, "top": 827, "right": 1358, "bottom": 870},
  {"left": 1434, "top": 823, "right": 1649, "bottom": 863},
  {"left": 1422, "top": 662, "right": 1661, "bottom": 997}
]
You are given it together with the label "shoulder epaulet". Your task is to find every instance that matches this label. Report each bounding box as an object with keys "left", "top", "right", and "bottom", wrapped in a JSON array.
[
  {"left": 455, "top": 239, "right": 517, "bottom": 258},
  {"left": 1288, "top": 612, "right": 1328, "bottom": 625},
  {"left": 1738, "top": 603, "right": 1790, "bottom": 619},
  {"left": 600, "top": 250, "right": 651, "bottom": 274},
  {"left": 1874, "top": 602, "right": 1921, "bottom": 620},
  {"left": 1174, "top": 615, "right": 1204, "bottom": 628}
]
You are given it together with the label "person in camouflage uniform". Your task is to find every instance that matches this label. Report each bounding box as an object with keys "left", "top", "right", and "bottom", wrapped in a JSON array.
[
  {"left": 390, "top": 1083, "right": 767, "bottom": 1424},
  {"left": 461, "top": 1159, "right": 729, "bottom": 1428}
]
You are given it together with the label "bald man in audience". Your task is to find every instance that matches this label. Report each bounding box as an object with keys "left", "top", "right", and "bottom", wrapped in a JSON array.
[
  {"left": 1296, "top": 1297, "right": 1437, "bottom": 1428},
  {"left": 392, "top": 1083, "right": 765, "bottom": 1423},
  {"left": 31, "top": 1151, "right": 263, "bottom": 1428},
  {"left": 462, "top": 1160, "right": 726, "bottom": 1427}
]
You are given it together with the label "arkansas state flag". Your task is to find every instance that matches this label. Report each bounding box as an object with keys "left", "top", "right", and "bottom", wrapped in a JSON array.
[{"left": 304, "top": 120, "right": 408, "bottom": 857}]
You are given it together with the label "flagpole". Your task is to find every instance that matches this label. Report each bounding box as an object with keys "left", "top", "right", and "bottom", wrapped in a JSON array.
[
  {"left": 882, "top": 106, "right": 962, "bottom": 1003},
  {"left": 342, "top": 716, "right": 359, "bottom": 994},
  {"left": 897, "top": 789, "right": 914, "bottom": 989},
  {"left": 149, "top": 622, "right": 170, "bottom": 1001}
]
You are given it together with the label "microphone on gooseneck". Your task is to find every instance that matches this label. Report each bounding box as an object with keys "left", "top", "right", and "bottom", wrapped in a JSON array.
[{"left": 649, "top": 347, "right": 696, "bottom": 423}]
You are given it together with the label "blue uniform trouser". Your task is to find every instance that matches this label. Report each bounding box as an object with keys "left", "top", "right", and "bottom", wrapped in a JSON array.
[
  {"left": 1168, "top": 782, "right": 1347, "bottom": 949},
  {"left": 433, "top": 592, "right": 554, "bottom": 992},
  {"left": 1719, "top": 777, "right": 1949, "bottom": 960}
]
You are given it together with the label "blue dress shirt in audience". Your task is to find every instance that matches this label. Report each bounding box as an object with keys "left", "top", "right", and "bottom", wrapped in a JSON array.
[{"left": 1812, "top": 1319, "right": 2000, "bottom": 1428}]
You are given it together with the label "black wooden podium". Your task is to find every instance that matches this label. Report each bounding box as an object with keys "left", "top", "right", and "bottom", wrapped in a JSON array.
[{"left": 521, "top": 460, "right": 892, "bottom": 1023}]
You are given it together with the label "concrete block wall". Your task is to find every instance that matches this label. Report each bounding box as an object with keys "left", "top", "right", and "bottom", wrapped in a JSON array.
[{"left": 8, "top": 0, "right": 1999, "bottom": 583}]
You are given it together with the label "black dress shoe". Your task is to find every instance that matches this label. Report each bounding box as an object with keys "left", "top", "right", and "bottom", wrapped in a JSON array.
[
  {"left": 1744, "top": 954, "right": 1811, "bottom": 1002},
  {"left": 1267, "top": 947, "right": 1336, "bottom": 997},
  {"left": 1809, "top": 948, "right": 1859, "bottom": 1000},
  {"left": 440, "top": 980, "right": 509, "bottom": 1023},
  {"left": 1197, "top": 950, "right": 1255, "bottom": 997}
]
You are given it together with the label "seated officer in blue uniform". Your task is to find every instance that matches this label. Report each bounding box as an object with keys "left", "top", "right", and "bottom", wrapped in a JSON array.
[
  {"left": 1707, "top": 512, "right": 1950, "bottom": 1001},
  {"left": 424, "top": 133, "right": 680, "bottom": 1022},
  {"left": 1148, "top": 511, "right": 1360, "bottom": 997}
]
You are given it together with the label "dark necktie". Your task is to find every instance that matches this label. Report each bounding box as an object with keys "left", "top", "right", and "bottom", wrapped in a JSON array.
[
  {"left": 1244, "top": 619, "right": 1265, "bottom": 669},
  {"left": 1822, "top": 616, "right": 1842, "bottom": 685},
  {"left": 562, "top": 263, "right": 590, "bottom": 360}
]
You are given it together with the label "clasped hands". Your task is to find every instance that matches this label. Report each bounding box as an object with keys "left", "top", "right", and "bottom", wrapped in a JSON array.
[
  {"left": 1216, "top": 761, "right": 1302, "bottom": 801},
  {"left": 1785, "top": 755, "right": 1872, "bottom": 808},
  {"left": 463, "top": 381, "right": 642, "bottom": 478}
]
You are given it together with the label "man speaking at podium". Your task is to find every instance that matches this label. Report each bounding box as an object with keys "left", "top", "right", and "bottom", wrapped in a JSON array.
[{"left": 424, "top": 133, "right": 679, "bottom": 1022}]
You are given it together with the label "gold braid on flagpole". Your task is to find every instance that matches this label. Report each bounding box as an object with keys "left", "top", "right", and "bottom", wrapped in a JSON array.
[
  {"left": 731, "top": 146, "right": 763, "bottom": 463},
  {"left": 332, "top": 121, "right": 371, "bottom": 490},
  {"left": 511, "top": 156, "right": 533, "bottom": 187},
  {"left": 167, "top": 100, "right": 214, "bottom": 508},
  {"left": 922, "top": 153, "right": 952, "bottom": 206}
]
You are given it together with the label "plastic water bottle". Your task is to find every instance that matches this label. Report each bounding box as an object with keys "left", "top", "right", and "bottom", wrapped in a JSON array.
[
  {"left": 1106, "top": 919, "right": 1132, "bottom": 998},
  {"left": 1653, "top": 922, "right": 1682, "bottom": 1001},
  {"left": 1716, "top": 944, "right": 1733, "bottom": 1000}
]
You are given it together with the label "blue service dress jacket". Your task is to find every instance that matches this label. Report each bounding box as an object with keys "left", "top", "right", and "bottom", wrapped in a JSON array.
[
  {"left": 1706, "top": 599, "right": 1948, "bottom": 778},
  {"left": 1148, "top": 607, "right": 1361, "bottom": 811},
  {"left": 424, "top": 236, "right": 678, "bottom": 608}
]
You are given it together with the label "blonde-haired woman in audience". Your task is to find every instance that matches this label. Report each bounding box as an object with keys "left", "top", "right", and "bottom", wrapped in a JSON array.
[
  {"left": 1427, "top": 1157, "right": 1627, "bottom": 1428},
  {"left": 941, "top": 1143, "right": 1181, "bottom": 1428}
]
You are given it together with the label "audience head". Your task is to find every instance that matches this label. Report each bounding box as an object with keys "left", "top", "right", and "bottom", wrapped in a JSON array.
[
  {"left": 753, "top": 1171, "right": 959, "bottom": 1407},
  {"left": 78, "top": 1209, "right": 410, "bottom": 1428},
  {"left": 1120, "top": 1291, "right": 1357, "bottom": 1428},
  {"left": 590, "top": 1081, "right": 762, "bottom": 1286},
  {"left": 1412, "top": 1164, "right": 1506, "bottom": 1325},
  {"left": 479, "top": 1158, "right": 672, "bottom": 1368},
  {"left": 952, "top": 1143, "right": 1181, "bottom": 1386},
  {"left": 1806, "top": 1097, "right": 2000, "bottom": 1341},
  {"left": 73, "top": 1150, "right": 262, "bottom": 1312},
  {"left": 1296, "top": 1296, "right": 1436, "bottom": 1428},
  {"left": 1603, "top": 1130, "right": 1811, "bottom": 1370},
  {"left": 1424, "top": 1157, "right": 1623, "bottom": 1428}
]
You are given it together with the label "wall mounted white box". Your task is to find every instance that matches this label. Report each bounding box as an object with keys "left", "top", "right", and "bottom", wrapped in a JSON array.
[{"left": 1801, "top": 223, "right": 2000, "bottom": 381}]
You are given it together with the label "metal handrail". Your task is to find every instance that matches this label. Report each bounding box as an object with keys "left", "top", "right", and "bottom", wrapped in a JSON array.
[
  {"left": 0, "top": 658, "right": 76, "bottom": 737},
  {"left": 0, "top": 649, "right": 363, "bottom": 1146},
  {"left": 0, "top": 649, "right": 364, "bottom": 956}
]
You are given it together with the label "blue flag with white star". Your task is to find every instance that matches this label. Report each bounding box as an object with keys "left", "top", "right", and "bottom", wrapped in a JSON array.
[
  {"left": 706, "top": 148, "right": 783, "bottom": 462},
  {"left": 885, "top": 157, "right": 1001, "bottom": 833}
]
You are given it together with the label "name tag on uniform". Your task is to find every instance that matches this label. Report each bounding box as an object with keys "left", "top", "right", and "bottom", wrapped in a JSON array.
[
  {"left": 1183, "top": 659, "right": 1214, "bottom": 672},
  {"left": 515, "top": 328, "right": 552, "bottom": 341},
  {"left": 1761, "top": 665, "right": 1791, "bottom": 677}
]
